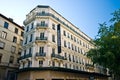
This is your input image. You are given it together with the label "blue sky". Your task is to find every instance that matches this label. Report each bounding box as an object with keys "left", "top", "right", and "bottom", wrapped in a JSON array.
[{"left": 0, "top": 0, "right": 120, "bottom": 38}]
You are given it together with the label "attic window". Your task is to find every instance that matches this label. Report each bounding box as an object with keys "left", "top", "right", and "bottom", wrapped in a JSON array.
[{"left": 42, "top": 11, "right": 45, "bottom": 14}]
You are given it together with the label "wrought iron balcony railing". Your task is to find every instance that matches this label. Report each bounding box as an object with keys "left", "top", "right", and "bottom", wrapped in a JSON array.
[
  {"left": 19, "top": 53, "right": 32, "bottom": 60},
  {"left": 51, "top": 53, "right": 66, "bottom": 60},
  {"left": 36, "top": 37, "right": 47, "bottom": 40},
  {"left": 36, "top": 52, "right": 46, "bottom": 57},
  {"left": 85, "top": 63, "right": 94, "bottom": 67},
  {"left": 36, "top": 23, "right": 48, "bottom": 28}
]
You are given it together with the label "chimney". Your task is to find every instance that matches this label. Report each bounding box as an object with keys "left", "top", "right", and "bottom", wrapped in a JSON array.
[{"left": 9, "top": 18, "right": 13, "bottom": 22}]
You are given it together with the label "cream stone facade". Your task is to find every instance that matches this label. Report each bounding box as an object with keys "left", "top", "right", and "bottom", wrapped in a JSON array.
[
  {"left": 18, "top": 5, "right": 109, "bottom": 80},
  {"left": 0, "top": 14, "right": 24, "bottom": 80}
]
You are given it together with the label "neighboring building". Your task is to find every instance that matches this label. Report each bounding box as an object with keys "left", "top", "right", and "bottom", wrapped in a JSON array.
[
  {"left": 18, "top": 5, "right": 109, "bottom": 80},
  {"left": 0, "top": 13, "right": 24, "bottom": 80}
]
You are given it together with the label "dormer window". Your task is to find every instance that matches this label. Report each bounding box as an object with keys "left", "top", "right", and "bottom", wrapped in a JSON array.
[{"left": 42, "top": 11, "right": 45, "bottom": 14}]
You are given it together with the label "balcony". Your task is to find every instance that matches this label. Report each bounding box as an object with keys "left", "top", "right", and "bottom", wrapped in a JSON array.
[
  {"left": 24, "top": 16, "right": 36, "bottom": 25},
  {"left": 19, "top": 53, "right": 32, "bottom": 60},
  {"left": 35, "top": 37, "right": 48, "bottom": 43},
  {"left": 85, "top": 63, "right": 94, "bottom": 69},
  {"left": 51, "top": 53, "right": 66, "bottom": 60},
  {"left": 35, "top": 52, "right": 46, "bottom": 60},
  {"left": 36, "top": 23, "right": 48, "bottom": 29},
  {"left": 36, "top": 12, "right": 50, "bottom": 16},
  {"left": 36, "top": 52, "right": 46, "bottom": 57}
]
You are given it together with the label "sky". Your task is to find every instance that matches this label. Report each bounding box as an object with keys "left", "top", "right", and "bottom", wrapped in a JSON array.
[{"left": 0, "top": 0, "right": 120, "bottom": 39}]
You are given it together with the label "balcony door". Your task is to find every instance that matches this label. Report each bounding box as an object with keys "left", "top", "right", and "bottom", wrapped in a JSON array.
[
  {"left": 39, "top": 47, "right": 44, "bottom": 54},
  {"left": 40, "top": 33, "right": 44, "bottom": 39}
]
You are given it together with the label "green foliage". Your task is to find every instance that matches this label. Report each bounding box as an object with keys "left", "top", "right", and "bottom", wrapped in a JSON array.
[{"left": 87, "top": 9, "right": 120, "bottom": 78}]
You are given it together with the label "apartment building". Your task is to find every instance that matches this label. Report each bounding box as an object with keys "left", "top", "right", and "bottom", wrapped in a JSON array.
[
  {"left": 18, "top": 5, "right": 108, "bottom": 80},
  {"left": 0, "top": 14, "right": 24, "bottom": 80}
]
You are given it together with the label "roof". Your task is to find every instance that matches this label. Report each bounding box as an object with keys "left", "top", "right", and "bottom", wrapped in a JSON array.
[
  {"left": 0, "top": 13, "right": 24, "bottom": 30},
  {"left": 30, "top": 5, "right": 50, "bottom": 13},
  {"left": 29, "top": 5, "right": 92, "bottom": 41}
]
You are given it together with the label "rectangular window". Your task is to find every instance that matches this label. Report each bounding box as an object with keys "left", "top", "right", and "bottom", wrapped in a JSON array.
[
  {"left": 75, "top": 46, "right": 77, "bottom": 52},
  {"left": 74, "top": 37, "right": 76, "bottom": 42},
  {"left": 0, "top": 41, "right": 5, "bottom": 49},
  {"left": 71, "top": 44, "right": 74, "bottom": 50},
  {"left": 52, "top": 61, "right": 55, "bottom": 67},
  {"left": 64, "top": 53, "right": 67, "bottom": 58},
  {"left": 83, "top": 43, "right": 86, "bottom": 47},
  {"left": 39, "top": 47, "right": 44, "bottom": 53},
  {"left": 1, "top": 31, "right": 7, "bottom": 39},
  {"left": 41, "top": 21, "right": 46, "bottom": 26},
  {"left": 0, "top": 54, "right": 2, "bottom": 63},
  {"left": 24, "top": 50, "right": 26, "bottom": 56},
  {"left": 41, "top": 21, "right": 45, "bottom": 26},
  {"left": 28, "top": 61, "right": 31, "bottom": 67},
  {"left": 52, "top": 48, "right": 55, "bottom": 54},
  {"left": 80, "top": 40, "right": 82, "bottom": 45},
  {"left": 42, "top": 11, "right": 45, "bottom": 14},
  {"left": 18, "top": 49, "right": 22, "bottom": 55},
  {"left": 65, "top": 63, "right": 67, "bottom": 68},
  {"left": 71, "top": 35, "right": 73, "bottom": 40},
  {"left": 11, "top": 46, "right": 16, "bottom": 53},
  {"left": 52, "top": 24, "right": 55, "bottom": 30},
  {"left": 69, "top": 54, "right": 71, "bottom": 61},
  {"left": 26, "top": 26, "right": 29, "bottom": 32},
  {"left": 64, "top": 40, "right": 67, "bottom": 47},
  {"left": 52, "top": 35, "right": 55, "bottom": 42},
  {"left": 9, "top": 56, "right": 14, "bottom": 64},
  {"left": 0, "top": 31, "right": 1, "bottom": 37},
  {"left": 39, "top": 60, "right": 43, "bottom": 67},
  {"left": 21, "top": 31, "right": 24, "bottom": 37},
  {"left": 29, "top": 34, "right": 33, "bottom": 42},
  {"left": 67, "top": 33, "right": 70, "bottom": 38},
  {"left": 73, "top": 55, "right": 75, "bottom": 62},
  {"left": 77, "top": 39, "right": 79, "bottom": 44},
  {"left": 68, "top": 42, "right": 70, "bottom": 49},
  {"left": 78, "top": 47, "right": 80, "bottom": 53},
  {"left": 13, "top": 36, "right": 17, "bottom": 43},
  {"left": 40, "top": 33, "right": 44, "bottom": 38},
  {"left": 24, "top": 37, "right": 28, "bottom": 44},
  {"left": 20, "top": 39, "right": 23, "bottom": 46},
  {"left": 4, "top": 22, "right": 9, "bottom": 29},
  {"left": 15, "top": 28, "right": 18, "bottom": 34},
  {"left": 29, "top": 47, "right": 32, "bottom": 54},
  {"left": 76, "top": 56, "right": 78, "bottom": 63},
  {"left": 63, "top": 30, "right": 66, "bottom": 36},
  {"left": 31, "top": 23, "right": 34, "bottom": 29}
]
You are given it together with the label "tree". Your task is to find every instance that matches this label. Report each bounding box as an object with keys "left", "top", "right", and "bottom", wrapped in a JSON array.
[{"left": 87, "top": 9, "right": 120, "bottom": 80}]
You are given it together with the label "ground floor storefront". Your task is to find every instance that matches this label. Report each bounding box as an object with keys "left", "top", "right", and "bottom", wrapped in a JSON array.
[
  {"left": 17, "top": 67, "right": 109, "bottom": 80},
  {"left": 0, "top": 66, "right": 17, "bottom": 80}
]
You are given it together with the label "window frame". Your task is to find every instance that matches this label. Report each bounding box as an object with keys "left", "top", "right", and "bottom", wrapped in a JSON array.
[
  {"left": 52, "top": 23, "right": 55, "bottom": 30},
  {"left": 0, "top": 54, "right": 2, "bottom": 63},
  {"left": 39, "top": 47, "right": 44, "bottom": 53},
  {"left": 11, "top": 46, "right": 16, "bottom": 53},
  {"left": 4, "top": 22, "right": 9, "bottom": 29},
  {"left": 13, "top": 36, "right": 17, "bottom": 43},
  {"left": 9, "top": 56, "right": 14, "bottom": 64},
  {"left": 21, "top": 31, "right": 24, "bottom": 37},
  {"left": 52, "top": 35, "right": 55, "bottom": 42},
  {"left": 0, "top": 41, "right": 5, "bottom": 49},
  {"left": 15, "top": 28, "right": 18, "bottom": 34},
  {"left": 1, "top": 31, "right": 7, "bottom": 39}
]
